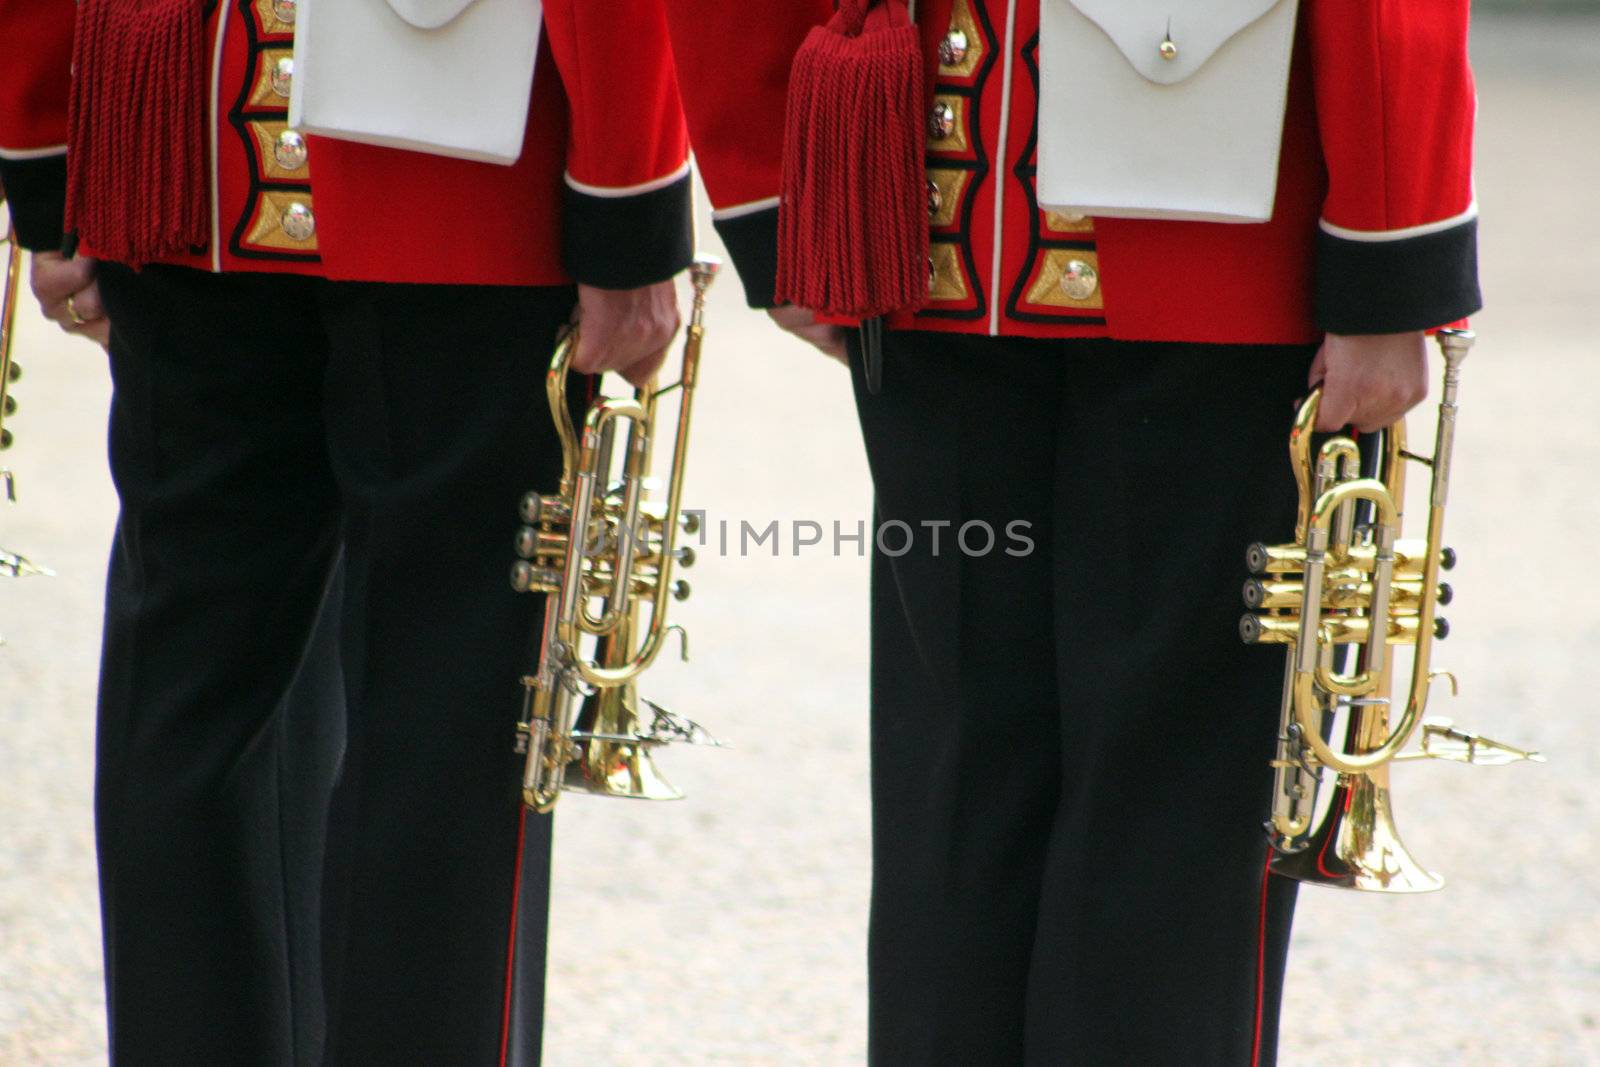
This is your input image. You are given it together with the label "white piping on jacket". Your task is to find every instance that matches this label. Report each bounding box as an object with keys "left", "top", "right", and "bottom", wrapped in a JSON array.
[
  {"left": 208, "top": 1, "right": 229, "bottom": 272},
  {"left": 987, "top": 0, "right": 1019, "bottom": 337},
  {"left": 712, "top": 195, "right": 780, "bottom": 221},
  {"left": 0, "top": 144, "right": 67, "bottom": 160},
  {"left": 1319, "top": 201, "right": 1479, "bottom": 243},
  {"left": 564, "top": 159, "right": 693, "bottom": 199}
]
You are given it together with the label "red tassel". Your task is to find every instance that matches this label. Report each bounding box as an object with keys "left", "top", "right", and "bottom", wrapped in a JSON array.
[
  {"left": 776, "top": 0, "right": 928, "bottom": 319},
  {"left": 66, "top": 0, "right": 208, "bottom": 265}
]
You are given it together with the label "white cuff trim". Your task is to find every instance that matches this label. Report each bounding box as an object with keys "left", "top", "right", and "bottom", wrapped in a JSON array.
[
  {"left": 711, "top": 196, "right": 780, "bottom": 222},
  {"left": 0, "top": 144, "right": 68, "bottom": 161},
  {"left": 1319, "top": 201, "right": 1478, "bottom": 243},
  {"left": 564, "top": 159, "right": 692, "bottom": 199}
]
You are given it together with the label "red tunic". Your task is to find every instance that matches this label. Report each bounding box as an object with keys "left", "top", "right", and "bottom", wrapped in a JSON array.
[
  {"left": 0, "top": 0, "right": 693, "bottom": 289},
  {"left": 666, "top": 0, "right": 1481, "bottom": 341}
]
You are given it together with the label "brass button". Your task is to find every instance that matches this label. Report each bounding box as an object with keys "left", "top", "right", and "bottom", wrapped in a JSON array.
[
  {"left": 280, "top": 201, "right": 316, "bottom": 241},
  {"left": 1059, "top": 259, "right": 1099, "bottom": 301},
  {"left": 939, "top": 29, "right": 969, "bottom": 67},
  {"left": 1159, "top": 37, "right": 1178, "bottom": 61},
  {"left": 270, "top": 56, "right": 294, "bottom": 98},
  {"left": 274, "top": 129, "right": 308, "bottom": 171},
  {"left": 273, "top": 0, "right": 297, "bottom": 23},
  {"left": 927, "top": 179, "right": 942, "bottom": 219},
  {"left": 928, "top": 102, "right": 955, "bottom": 142}
]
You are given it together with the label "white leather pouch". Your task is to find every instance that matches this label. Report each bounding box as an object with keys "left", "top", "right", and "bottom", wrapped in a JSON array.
[
  {"left": 1038, "top": 0, "right": 1299, "bottom": 223},
  {"left": 289, "top": 0, "right": 543, "bottom": 166}
]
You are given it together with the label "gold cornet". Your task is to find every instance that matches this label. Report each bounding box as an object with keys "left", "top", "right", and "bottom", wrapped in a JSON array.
[
  {"left": 1241, "top": 329, "right": 1541, "bottom": 892},
  {"left": 509, "top": 257, "right": 722, "bottom": 813},
  {"left": 2, "top": 200, "right": 53, "bottom": 595}
]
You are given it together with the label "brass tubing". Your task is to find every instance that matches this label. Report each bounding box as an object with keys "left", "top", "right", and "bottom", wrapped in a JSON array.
[
  {"left": 0, "top": 227, "right": 22, "bottom": 454},
  {"left": 521, "top": 598, "right": 570, "bottom": 810},
  {"left": 1289, "top": 388, "right": 1318, "bottom": 543},
  {"left": 1243, "top": 612, "right": 1429, "bottom": 646},
  {"left": 1243, "top": 577, "right": 1439, "bottom": 613},
  {"left": 1246, "top": 539, "right": 1448, "bottom": 578},
  {"left": 568, "top": 261, "right": 714, "bottom": 689},
  {"left": 546, "top": 331, "right": 580, "bottom": 499},
  {"left": 1289, "top": 334, "right": 1471, "bottom": 776},
  {"left": 573, "top": 399, "right": 649, "bottom": 636}
]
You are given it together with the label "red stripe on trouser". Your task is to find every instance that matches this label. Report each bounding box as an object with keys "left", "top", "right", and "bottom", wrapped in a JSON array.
[
  {"left": 1251, "top": 846, "right": 1274, "bottom": 1067},
  {"left": 499, "top": 808, "right": 530, "bottom": 1067}
]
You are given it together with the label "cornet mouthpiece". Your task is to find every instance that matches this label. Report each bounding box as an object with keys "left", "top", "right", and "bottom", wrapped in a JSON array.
[
  {"left": 690, "top": 255, "right": 722, "bottom": 293},
  {"left": 1435, "top": 327, "right": 1475, "bottom": 364}
]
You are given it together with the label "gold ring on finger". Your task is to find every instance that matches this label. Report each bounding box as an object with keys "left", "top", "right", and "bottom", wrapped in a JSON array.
[{"left": 66, "top": 293, "right": 89, "bottom": 326}]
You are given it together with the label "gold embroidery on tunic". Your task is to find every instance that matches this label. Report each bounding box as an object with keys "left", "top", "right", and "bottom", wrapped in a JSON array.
[
  {"left": 1025, "top": 249, "right": 1104, "bottom": 310},
  {"left": 928, "top": 242, "right": 969, "bottom": 303},
  {"left": 244, "top": 190, "right": 319, "bottom": 252}
]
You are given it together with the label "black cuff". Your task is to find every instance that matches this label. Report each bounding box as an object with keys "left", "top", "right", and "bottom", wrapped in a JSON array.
[
  {"left": 1315, "top": 217, "right": 1482, "bottom": 335},
  {"left": 0, "top": 153, "right": 68, "bottom": 252},
  {"left": 712, "top": 206, "right": 779, "bottom": 309},
  {"left": 561, "top": 171, "right": 694, "bottom": 290}
]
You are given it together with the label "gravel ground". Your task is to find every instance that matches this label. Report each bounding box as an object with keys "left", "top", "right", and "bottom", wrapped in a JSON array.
[{"left": 2, "top": 13, "right": 1597, "bottom": 1066}]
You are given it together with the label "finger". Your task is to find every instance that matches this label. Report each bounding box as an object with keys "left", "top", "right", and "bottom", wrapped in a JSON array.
[
  {"left": 1348, "top": 372, "right": 1426, "bottom": 433},
  {"left": 767, "top": 305, "right": 816, "bottom": 332},
  {"left": 563, "top": 316, "right": 611, "bottom": 375},
  {"left": 41, "top": 298, "right": 77, "bottom": 332},
  {"left": 84, "top": 320, "right": 112, "bottom": 348},
  {"left": 1307, "top": 344, "right": 1328, "bottom": 388},
  {"left": 31, "top": 256, "right": 96, "bottom": 303},
  {"left": 1351, "top": 397, "right": 1403, "bottom": 435},
  {"left": 803, "top": 326, "right": 848, "bottom": 364},
  {"left": 637, "top": 316, "right": 680, "bottom": 367},
  {"left": 570, "top": 325, "right": 608, "bottom": 375},
  {"left": 1314, "top": 379, "right": 1356, "bottom": 432},
  {"left": 619, "top": 346, "right": 670, "bottom": 389},
  {"left": 68, "top": 282, "right": 106, "bottom": 323}
]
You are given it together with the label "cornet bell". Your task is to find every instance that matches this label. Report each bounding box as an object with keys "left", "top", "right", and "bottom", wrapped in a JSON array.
[
  {"left": 1269, "top": 772, "right": 1442, "bottom": 893},
  {"left": 563, "top": 682, "right": 684, "bottom": 802}
]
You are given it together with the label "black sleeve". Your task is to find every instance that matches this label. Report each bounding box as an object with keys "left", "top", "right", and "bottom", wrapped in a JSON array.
[
  {"left": 711, "top": 204, "right": 779, "bottom": 309},
  {"left": 0, "top": 152, "right": 68, "bottom": 252},
  {"left": 560, "top": 170, "right": 695, "bottom": 290},
  {"left": 1315, "top": 217, "right": 1482, "bottom": 335}
]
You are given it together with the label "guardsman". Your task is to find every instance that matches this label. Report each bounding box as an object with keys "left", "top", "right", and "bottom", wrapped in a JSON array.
[
  {"left": 0, "top": 0, "right": 691, "bottom": 1063},
  {"left": 662, "top": 1, "right": 1480, "bottom": 1064}
]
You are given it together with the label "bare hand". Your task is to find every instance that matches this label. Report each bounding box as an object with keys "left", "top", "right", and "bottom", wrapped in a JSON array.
[
  {"left": 570, "top": 281, "right": 680, "bottom": 388},
  {"left": 30, "top": 251, "right": 111, "bottom": 348},
  {"left": 767, "top": 305, "right": 847, "bottom": 364},
  {"left": 1310, "top": 331, "right": 1429, "bottom": 432}
]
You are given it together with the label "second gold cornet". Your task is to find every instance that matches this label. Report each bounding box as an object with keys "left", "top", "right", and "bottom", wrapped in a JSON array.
[
  {"left": 2, "top": 200, "right": 53, "bottom": 596},
  {"left": 510, "top": 257, "right": 722, "bottom": 813}
]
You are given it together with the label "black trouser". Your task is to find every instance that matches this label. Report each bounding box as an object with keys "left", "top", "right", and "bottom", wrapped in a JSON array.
[
  {"left": 94, "top": 264, "right": 569, "bottom": 1067},
  {"left": 851, "top": 331, "right": 1308, "bottom": 1067}
]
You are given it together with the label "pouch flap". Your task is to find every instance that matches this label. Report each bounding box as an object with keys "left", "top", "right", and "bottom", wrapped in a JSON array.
[
  {"left": 383, "top": 0, "right": 483, "bottom": 31},
  {"left": 1063, "top": 0, "right": 1286, "bottom": 85}
]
